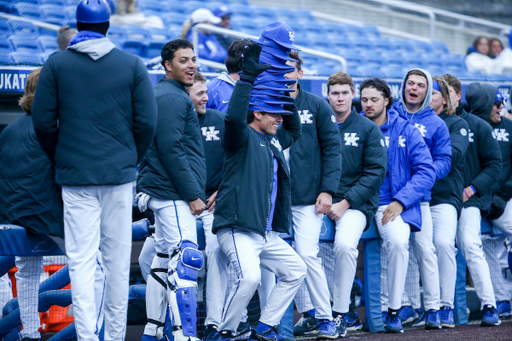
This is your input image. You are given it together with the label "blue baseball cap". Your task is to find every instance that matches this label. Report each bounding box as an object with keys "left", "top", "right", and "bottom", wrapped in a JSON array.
[
  {"left": 248, "top": 102, "right": 293, "bottom": 115},
  {"left": 250, "top": 89, "right": 295, "bottom": 100},
  {"left": 260, "top": 43, "right": 296, "bottom": 60},
  {"left": 260, "top": 49, "right": 297, "bottom": 63},
  {"left": 254, "top": 74, "right": 295, "bottom": 84},
  {"left": 496, "top": 89, "right": 504, "bottom": 104},
  {"left": 212, "top": 5, "right": 232, "bottom": 18},
  {"left": 250, "top": 94, "right": 294, "bottom": 103},
  {"left": 253, "top": 83, "right": 295, "bottom": 92},
  {"left": 259, "top": 55, "right": 295, "bottom": 70},
  {"left": 249, "top": 21, "right": 301, "bottom": 51}
]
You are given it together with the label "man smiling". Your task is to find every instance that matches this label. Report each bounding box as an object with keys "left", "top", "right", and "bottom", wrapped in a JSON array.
[{"left": 136, "top": 39, "right": 207, "bottom": 341}]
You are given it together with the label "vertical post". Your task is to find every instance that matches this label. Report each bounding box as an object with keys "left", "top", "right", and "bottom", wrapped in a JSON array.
[{"left": 363, "top": 239, "right": 385, "bottom": 332}]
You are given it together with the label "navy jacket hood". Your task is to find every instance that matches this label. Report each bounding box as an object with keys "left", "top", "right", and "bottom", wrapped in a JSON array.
[{"left": 466, "top": 82, "right": 498, "bottom": 122}]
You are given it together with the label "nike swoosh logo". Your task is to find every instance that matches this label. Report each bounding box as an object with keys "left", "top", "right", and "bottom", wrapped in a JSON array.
[
  {"left": 260, "top": 143, "right": 265, "bottom": 146},
  {"left": 222, "top": 100, "right": 229, "bottom": 103},
  {"left": 191, "top": 256, "right": 201, "bottom": 260}
]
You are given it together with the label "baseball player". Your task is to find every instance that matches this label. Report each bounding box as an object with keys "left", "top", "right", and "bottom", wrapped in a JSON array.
[
  {"left": 283, "top": 52, "right": 341, "bottom": 339},
  {"left": 327, "top": 73, "right": 387, "bottom": 336},
  {"left": 466, "top": 83, "right": 512, "bottom": 320},
  {"left": 363, "top": 78, "right": 436, "bottom": 333},
  {"left": 429, "top": 75, "right": 470, "bottom": 328},
  {"left": 31, "top": 1, "right": 158, "bottom": 340},
  {"left": 211, "top": 41, "right": 306, "bottom": 341},
  {"left": 457, "top": 81, "right": 503, "bottom": 326},
  {"left": 136, "top": 39, "right": 206, "bottom": 341},
  {"left": 391, "top": 69, "right": 451, "bottom": 329},
  {"left": 0, "top": 68, "right": 106, "bottom": 341}
]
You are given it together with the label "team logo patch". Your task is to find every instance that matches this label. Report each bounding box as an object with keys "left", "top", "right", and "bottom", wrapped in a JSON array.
[
  {"left": 331, "top": 115, "right": 336, "bottom": 123},
  {"left": 299, "top": 110, "right": 313, "bottom": 124},
  {"left": 380, "top": 139, "right": 385, "bottom": 147},
  {"left": 270, "top": 137, "right": 282, "bottom": 152},
  {"left": 288, "top": 30, "right": 295, "bottom": 42},
  {"left": 494, "top": 128, "right": 509, "bottom": 142},
  {"left": 344, "top": 133, "right": 359, "bottom": 147},
  {"left": 414, "top": 123, "right": 427, "bottom": 137},
  {"left": 201, "top": 126, "right": 220, "bottom": 141},
  {"left": 460, "top": 128, "right": 467, "bottom": 136},
  {"left": 398, "top": 135, "right": 406, "bottom": 147}
]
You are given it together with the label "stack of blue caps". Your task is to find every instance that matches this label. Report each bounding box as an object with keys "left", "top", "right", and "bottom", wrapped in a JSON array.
[{"left": 248, "top": 22, "right": 301, "bottom": 114}]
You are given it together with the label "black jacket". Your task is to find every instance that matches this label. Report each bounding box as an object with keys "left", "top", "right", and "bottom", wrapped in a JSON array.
[
  {"left": 199, "top": 108, "right": 226, "bottom": 197},
  {"left": 137, "top": 78, "right": 206, "bottom": 202},
  {"left": 288, "top": 86, "right": 341, "bottom": 205},
  {"left": 212, "top": 81, "right": 302, "bottom": 237},
  {"left": 461, "top": 87, "right": 502, "bottom": 210},
  {"left": 430, "top": 111, "right": 470, "bottom": 216},
  {"left": 490, "top": 117, "right": 512, "bottom": 200},
  {"left": 0, "top": 114, "right": 63, "bottom": 237},
  {"left": 32, "top": 48, "right": 157, "bottom": 186},
  {"left": 335, "top": 109, "right": 387, "bottom": 228}
]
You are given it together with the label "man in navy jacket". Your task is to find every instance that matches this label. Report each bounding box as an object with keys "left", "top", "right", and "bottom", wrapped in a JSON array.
[
  {"left": 32, "top": 1, "right": 157, "bottom": 340},
  {"left": 136, "top": 39, "right": 206, "bottom": 341},
  {"left": 363, "top": 78, "right": 436, "bottom": 334}
]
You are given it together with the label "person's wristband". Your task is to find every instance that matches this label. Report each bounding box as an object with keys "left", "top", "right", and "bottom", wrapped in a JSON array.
[{"left": 464, "top": 188, "right": 471, "bottom": 198}]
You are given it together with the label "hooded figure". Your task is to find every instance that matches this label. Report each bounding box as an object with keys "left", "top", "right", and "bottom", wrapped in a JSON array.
[{"left": 466, "top": 83, "right": 512, "bottom": 233}]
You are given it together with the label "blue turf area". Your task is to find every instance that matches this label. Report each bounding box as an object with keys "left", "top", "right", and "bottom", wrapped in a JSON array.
[{"left": 1, "top": 0, "right": 509, "bottom": 80}]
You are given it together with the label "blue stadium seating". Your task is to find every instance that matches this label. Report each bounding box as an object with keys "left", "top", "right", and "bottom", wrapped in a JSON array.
[
  {"left": 432, "top": 41, "right": 450, "bottom": 55},
  {"left": 0, "top": 53, "right": 12, "bottom": 64},
  {"left": 381, "top": 66, "right": 404, "bottom": 79},
  {"left": 252, "top": 6, "right": 278, "bottom": 22},
  {"left": 13, "top": 2, "right": 42, "bottom": 20},
  {"left": 123, "top": 38, "right": 147, "bottom": 57},
  {"left": 411, "top": 40, "right": 434, "bottom": 54},
  {"left": 9, "top": 34, "right": 42, "bottom": 53},
  {"left": 147, "top": 38, "right": 167, "bottom": 59},
  {"left": 0, "top": 19, "right": 9, "bottom": 35},
  {"left": 7, "top": 19, "right": 37, "bottom": 34},
  {"left": 38, "top": 35, "right": 58, "bottom": 52},
  {"left": 40, "top": 4, "right": 73, "bottom": 26},
  {"left": 108, "top": 25, "right": 128, "bottom": 41},
  {"left": 9, "top": 51, "right": 44, "bottom": 65}
]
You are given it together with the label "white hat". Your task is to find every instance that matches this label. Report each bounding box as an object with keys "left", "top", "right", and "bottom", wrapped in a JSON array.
[{"left": 191, "top": 8, "right": 221, "bottom": 24}]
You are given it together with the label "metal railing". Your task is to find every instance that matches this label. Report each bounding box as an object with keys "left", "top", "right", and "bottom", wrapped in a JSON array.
[
  {"left": 190, "top": 23, "right": 347, "bottom": 72},
  {"left": 363, "top": 0, "right": 511, "bottom": 41}
]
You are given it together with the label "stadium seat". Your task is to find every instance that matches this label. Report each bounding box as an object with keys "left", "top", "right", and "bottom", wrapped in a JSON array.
[
  {"left": 0, "top": 19, "right": 11, "bottom": 36},
  {"left": 182, "top": 1, "right": 209, "bottom": 15},
  {"left": 162, "top": 12, "right": 187, "bottom": 26},
  {"left": 124, "top": 25, "right": 152, "bottom": 40},
  {"left": 301, "top": 21, "right": 325, "bottom": 35},
  {"left": 353, "top": 39, "right": 376, "bottom": 51},
  {"left": 274, "top": 7, "right": 297, "bottom": 22},
  {"left": 422, "top": 53, "right": 446, "bottom": 71},
  {"left": 147, "top": 38, "right": 167, "bottom": 59},
  {"left": 411, "top": 40, "right": 434, "bottom": 54},
  {"left": 147, "top": 27, "right": 172, "bottom": 41},
  {"left": 9, "top": 51, "right": 44, "bottom": 65},
  {"left": 293, "top": 9, "right": 315, "bottom": 22},
  {"left": 122, "top": 38, "right": 148, "bottom": 57},
  {"left": 373, "top": 38, "right": 394, "bottom": 52},
  {"left": 381, "top": 66, "right": 404, "bottom": 79},
  {"left": 323, "top": 23, "right": 347, "bottom": 37},
  {"left": 13, "top": 2, "right": 43, "bottom": 20},
  {"left": 341, "top": 24, "right": 367, "bottom": 38},
  {"left": 252, "top": 5, "right": 278, "bottom": 22},
  {"left": 381, "top": 52, "right": 405, "bottom": 69},
  {"left": 9, "top": 34, "right": 42, "bottom": 53},
  {"left": 38, "top": 35, "right": 58, "bottom": 52},
  {"left": 109, "top": 37, "right": 125, "bottom": 50},
  {"left": 362, "top": 25, "right": 381, "bottom": 38},
  {"left": 360, "top": 51, "right": 384, "bottom": 68},
  {"left": 353, "top": 66, "right": 386, "bottom": 78},
  {"left": 339, "top": 50, "right": 366, "bottom": 68},
  {"left": 107, "top": 25, "right": 128, "bottom": 41},
  {"left": 138, "top": 0, "right": 165, "bottom": 13},
  {"left": 40, "top": 4, "right": 73, "bottom": 26},
  {"left": 333, "top": 37, "right": 355, "bottom": 51},
  {"left": 432, "top": 41, "right": 450, "bottom": 55},
  {"left": 443, "top": 54, "right": 466, "bottom": 72},
  {"left": 0, "top": 53, "right": 12, "bottom": 65},
  {"left": 390, "top": 39, "right": 414, "bottom": 53},
  {"left": 228, "top": 3, "right": 253, "bottom": 18},
  {"left": 7, "top": 19, "right": 38, "bottom": 34}
]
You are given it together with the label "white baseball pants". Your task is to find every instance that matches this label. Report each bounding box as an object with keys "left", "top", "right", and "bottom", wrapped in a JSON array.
[
  {"left": 491, "top": 199, "right": 512, "bottom": 240},
  {"left": 332, "top": 209, "right": 367, "bottom": 314},
  {"left": 482, "top": 235, "right": 512, "bottom": 302},
  {"left": 0, "top": 273, "right": 12, "bottom": 321},
  {"left": 432, "top": 203, "right": 458, "bottom": 309},
  {"left": 138, "top": 237, "right": 156, "bottom": 282},
  {"left": 457, "top": 207, "right": 496, "bottom": 308},
  {"left": 63, "top": 182, "right": 133, "bottom": 341},
  {"left": 143, "top": 198, "right": 197, "bottom": 337},
  {"left": 292, "top": 205, "right": 332, "bottom": 320},
  {"left": 217, "top": 229, "right": 306, "bottom": 332},
  {"left": 376, "top": 205, "right": 410, "bottom": 310}
]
